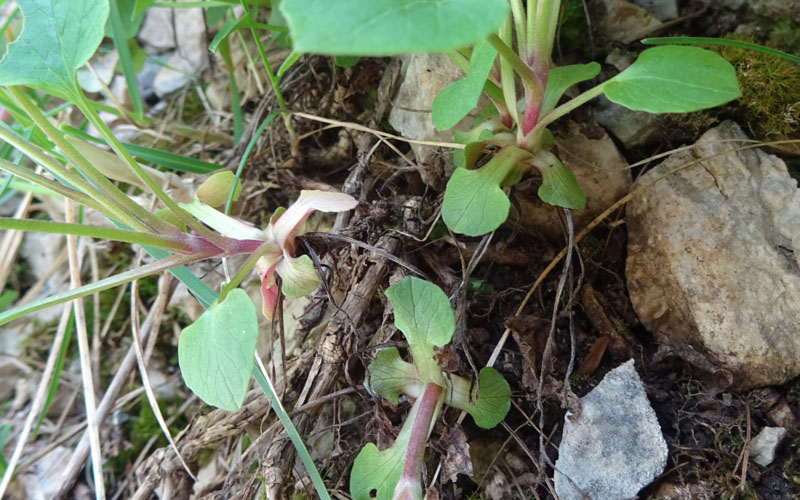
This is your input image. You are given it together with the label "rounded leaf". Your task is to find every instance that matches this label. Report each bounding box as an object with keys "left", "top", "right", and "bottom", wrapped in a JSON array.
[
  {"left": 281, "top": 0, "right": 509, "bottom": 56},
  {"left": 605, "top": 46, "right": 740, "bottom": 113},
  {"left": 445, "top": 367, "right": 511, "bottom": 429},
  {"left": 178, "top": 289, "right": 259, "bottom": 411},
  {"left": 385, "top": 277, "right": 455, "bottom": 349},
  {"left": 366, "top": 348, "right": 424, "bottom": 405},
  {"left": 442, "top": 146, "right": 530, "bottom": 236}
]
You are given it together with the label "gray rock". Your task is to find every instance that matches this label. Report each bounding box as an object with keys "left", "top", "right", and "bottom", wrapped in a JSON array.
[
  {"left": 136, "top": 54, "right": 171, "bottom": 101},
  {"left": 626, "top": 121, "right": 800, "bottom": 389},
  {"left": 750, "top": 427, "right": 787, "bottom": 467},
  {"left": 631, "top": 0, "right": 678, "bottom": 21},
  {"left": 76, "top": 49, "right": 119, "bottom": 94},
  {"left": 138, "top": 7, "right": 176, "bottom": 51},
  {"left": 149, "top": 3, "right": 209, "bottom": 97},
  {"left": 555, "top": 360, "right": 667, "bottom": 500},
  {"left": 597, "top": 0, "right": 663, "bottom": 44},
  {"left": 388, "top": 54, "right": 475, "bottom": 188},
  {"left": 593, "top": 95, "right": 661, "bottom": 149},
  {"left": 751, "top": 0, "right": 800, "bottom": 24}
]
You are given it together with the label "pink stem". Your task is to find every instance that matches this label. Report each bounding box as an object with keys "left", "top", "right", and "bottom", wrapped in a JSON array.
[
  {"left": 398, "top": 383, "right": 443, "bottom": 493},
  {"left": 522, "top": 102, "right": 541, "bottom": 136}
]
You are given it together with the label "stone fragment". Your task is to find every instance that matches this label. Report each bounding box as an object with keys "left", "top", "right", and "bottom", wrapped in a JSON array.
[
  {"left": 138, "top": 7, "right": 177, "bottom": 51},
  {"left": 510, "top": 119, "right": 632, "bottom": 241},
  {"left": 150, "top": 3, "right": 209, "bottom": 97},
  {"left": 596, "top": 0, "right": 663, "bottom": 44},
  {"left": 555, "top": 359, "right": 668, "bottom": 500},
  {"left": 631, "top": 0, "right": 678, "bottom": 20},
  {"left": 767, "top": 399, "right": 797, "bottom": 429},
  {"left": 751, "top": 0, "right": 800, "bottom": 24},
  {"left": 76, "top": 49, "right": 120, "bottom": 93},
  {"left": 19, "top": 446, "right": 74, "bottom": 499},
  {"left": 626, "top": 121, "right": 800, "bottom": 388},
  {"left": 593, "top": 95, "right": 661, "bottom": 149},
  {"left": 751, "top": 427, "right": 787, "bottom": 467},
  {"left": 388, "top": 54, "right": 475, "bottom": 188}
]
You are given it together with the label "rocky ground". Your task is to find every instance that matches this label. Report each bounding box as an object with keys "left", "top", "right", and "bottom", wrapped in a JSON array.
[{"left": 1, "top": 0, "right": 799, "bottom": 499}]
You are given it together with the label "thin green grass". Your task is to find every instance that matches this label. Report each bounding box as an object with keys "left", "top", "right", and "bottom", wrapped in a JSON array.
[
  {"left": 643, "top": 37, "right": 800, "bottom": 65},
  {"left": 61, "top": 125, "right": 224, "bottom": 174},
  {"left": 225, "top": 110, "right": 279, "bottom": 214},
  {"left": 108, "top": 0, "right": 145, "bottom": 120}
]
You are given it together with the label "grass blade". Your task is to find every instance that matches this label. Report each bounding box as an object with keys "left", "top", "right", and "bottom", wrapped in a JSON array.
[
  {"left": 0, "top": 217, "right": 191, "bottom": 253},
  {"left": 253, "top": 355, "right": 332, "bottom": 500},
  {"left": 61, "top": 125, "right": 224, "bottom": 174},
  {"left": 642, "top": 37, "right": 800, "bottom": 65},
  {"left": 0, "top": 253, "right": 204, "bottom": 326},
  {"left": 108, "top": 0, "right": 144, "bottom": 119}
]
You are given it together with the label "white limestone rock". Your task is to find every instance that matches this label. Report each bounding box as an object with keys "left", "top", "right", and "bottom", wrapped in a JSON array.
[
  {"left": 751, "top": 427, "right": 787, "bottom": 467},
  {"left": 626, "top": 121, "right": 800, "bottom": 389},
  {"left": 555, "top": 360, "right": 668, "bottom": 500}
]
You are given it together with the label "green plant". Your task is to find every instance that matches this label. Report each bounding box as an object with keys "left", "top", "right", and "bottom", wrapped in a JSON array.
[
  {"left": 0, "top": 1, "right": 345, "bottom": 497},
  {"left": 350, "top": 276, "right": 510, "bottom": 500},
  {"left": 281, "top": 0, "right": 741, "bottom": 237},
  {"left": 0, "top": 0, "right": 357, "bottom": 406},
  {"left": 650, "top": 36, "right": 799, "bottom": 143}
]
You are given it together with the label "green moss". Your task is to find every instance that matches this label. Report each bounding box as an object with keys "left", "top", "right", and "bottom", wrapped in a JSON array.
[
  {"left": 568, "top": 372, "right": 593, "bottom": 391},
  {"left": 783, "top": 434, "right": 800, "bottom": 488},
  {"left": 179, "top": 88, "right": 207, "bottom": 124},
  {"left": 717, "top": 33, "right": 800, "bottom": 142},
  {"left": 768, "top": 19, "right": 800, "bottom": 55}
]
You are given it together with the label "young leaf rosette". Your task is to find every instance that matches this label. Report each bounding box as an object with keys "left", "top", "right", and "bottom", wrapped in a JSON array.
[
  {"left": 178, "top": 190, "right": 356, "bottom": 412},
  {"left": 181, "top": 189, "right": 356, "bottom": 318},
  {"left": 351, "top": 277, "right": 511, "bottom": 500},
  {"left": 256, "top": 190, "right": 357, "bottom": 318}
]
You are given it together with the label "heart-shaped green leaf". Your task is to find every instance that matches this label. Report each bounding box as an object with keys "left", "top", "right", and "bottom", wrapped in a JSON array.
[
  {"left": 281, "top": 0, "right": 508, "bottom": 56},
  {"left": 432, "top": 39, "right": 497, "bottom": 131},
  {"left": 442, "top": 146, "right": 531, "bottom": 236},
  {"left": 536, "top": 154, "right": 586, "bottom": 210},
  {"left": 541, "top": 62, "right": 601, "bottom": 117},
  {"left": 178, "top": 289, "right": 259, "bottom": 411},
  {"left": 0, "top": 0, "right": 110, "bottom": 98},
  {"left": 446, "top": 367, "right": 511, "bottom": 429},
  {"left": 604, "top": 46, "right": 740, "bottom": 113},
  {"left": 367, "top": 348, "right": 424, "bottom": 405},
  {"left": 385, "top": 277, "right": 455, "bottom": 382}
]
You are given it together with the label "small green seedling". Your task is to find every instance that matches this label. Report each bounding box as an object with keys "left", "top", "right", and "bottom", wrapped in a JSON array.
[
  {"left": 281, "top": 0, "right": 742, "bottom": 236},
  {"left": 178, "top": 189, "right": 357, "bottom": 411},
  {"left": 350, "top": 277, "right": 510, "bottom": 500}
]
